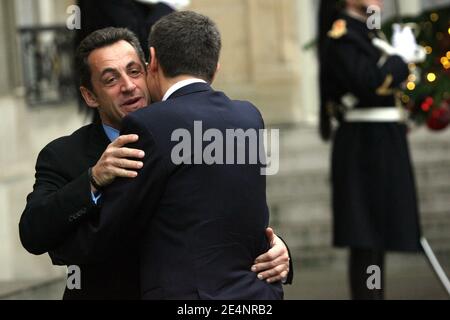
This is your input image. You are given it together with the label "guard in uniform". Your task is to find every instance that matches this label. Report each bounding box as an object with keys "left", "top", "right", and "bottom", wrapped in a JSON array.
[{"left": 318, "top": 0, "right": 424, "bottom": 299}]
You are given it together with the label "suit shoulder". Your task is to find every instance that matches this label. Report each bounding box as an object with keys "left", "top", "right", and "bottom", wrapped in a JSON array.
[
  {"left": 129, "top": 100, "right": 188, "bottom": 126},
  {"left": 234, "top": 99, "right": 263, "bottom": 116},
  {"left": 231, "top": 99, "right": 265, "bottom": 128},
  {"left": 41, "top": 124, "right": 94, "bottom": 154},
  {"left": 131, "top": 101, "right": 167, "bottom": 118}
]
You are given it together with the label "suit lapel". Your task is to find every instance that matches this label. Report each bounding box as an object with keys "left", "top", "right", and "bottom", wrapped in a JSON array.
[{"left": 86, "top": 122, "right": 110, "bottom": 163}]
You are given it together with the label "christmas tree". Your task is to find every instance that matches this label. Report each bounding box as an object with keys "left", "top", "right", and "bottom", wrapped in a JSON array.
[{"left": 383, "top": 5, "right": 450, "bottom": 131}]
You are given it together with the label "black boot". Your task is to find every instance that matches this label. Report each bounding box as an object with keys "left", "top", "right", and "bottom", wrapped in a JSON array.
[{"left": 349, "top": 248, "right": 385, "bottom": 300}]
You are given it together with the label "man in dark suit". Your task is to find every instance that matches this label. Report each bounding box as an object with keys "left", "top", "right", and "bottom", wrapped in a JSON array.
[
  {"left": 75, "top": 0, "right": 176, "bottom": 123},
  {"left": 19, "top": 27, "right": 292, "bottom": 299},
  {"left": 50, "top": 12, "right": 286, "bottom": 299}
]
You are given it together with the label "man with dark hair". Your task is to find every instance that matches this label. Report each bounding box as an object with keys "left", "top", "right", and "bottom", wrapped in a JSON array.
[
  {"left": 147, "top": 10, "right": 220, "bottom": 83},
  {"left": 76, "top": 27, "right": 147, "bottom": 91},
  {"left": 50, "top": 12, "right": 287, "bottom": 299},
  {"left": 74, "top": 0, "right": 177, "bottom": 122},
  {"left": 20, "top": 28, "right": 149, "bottom": 299},
  {"left": 20, "top": 26, "right": 292, "bottom": 300}
]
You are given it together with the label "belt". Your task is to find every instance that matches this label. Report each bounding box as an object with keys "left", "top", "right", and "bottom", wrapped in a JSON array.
[{"left": 344, "top": 107, "right": 406, "bottom": 123}]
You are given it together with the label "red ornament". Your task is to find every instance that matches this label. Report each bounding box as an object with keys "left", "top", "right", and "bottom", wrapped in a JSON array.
[
  {"left": 421, "top": 97, "right": 434, "bottom": 112},
  {"left": 427, "top": 100, "right": 450, "bottom": 131}
]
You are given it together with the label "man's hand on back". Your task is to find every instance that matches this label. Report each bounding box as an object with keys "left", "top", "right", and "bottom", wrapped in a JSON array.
[
  {"left": 251, "top": 227, "right": 291, "bottom": 283},
  {"left": 91, "top": 134, "right": 145, "bottom": 192}
]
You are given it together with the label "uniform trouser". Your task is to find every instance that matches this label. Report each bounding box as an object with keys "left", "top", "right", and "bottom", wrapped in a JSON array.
[{"left": 349, "top": 248, "right": 385, "bottom": 300}]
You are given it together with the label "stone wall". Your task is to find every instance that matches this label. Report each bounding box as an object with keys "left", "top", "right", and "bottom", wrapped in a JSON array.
[
  {"left": 0, "top": 96, "right": 85, "bottom": 281},
  {"left": 1, "top": 0, "right": 448, "bottom": 285},
  {"left": 189, "top": 0, "right": 305, "bottom": 124}
]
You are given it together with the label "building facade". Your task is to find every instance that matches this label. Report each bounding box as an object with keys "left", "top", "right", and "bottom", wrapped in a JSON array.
[{"left": 0, "top": 0, "right": 447, "bottom": 288}]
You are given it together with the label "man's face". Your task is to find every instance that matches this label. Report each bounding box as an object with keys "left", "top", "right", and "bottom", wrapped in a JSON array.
[
  {"left": 360, "top": 0, "right": 384, "bottom": 11},
  {"left": 348, "top": 0, "right": 384, "bottom": 13},
  {"left": 81, "top": 40, "right": 150, "bottom": 129}
]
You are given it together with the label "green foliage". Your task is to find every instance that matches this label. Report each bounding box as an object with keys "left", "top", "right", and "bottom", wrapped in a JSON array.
[{"left": 383, "top": 6, "right": 450, "bottom": 126}]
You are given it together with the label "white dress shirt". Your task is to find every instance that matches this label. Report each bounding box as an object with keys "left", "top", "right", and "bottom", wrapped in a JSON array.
[{"left": 162, "top": 78, "right": 207, "bottom": 101}]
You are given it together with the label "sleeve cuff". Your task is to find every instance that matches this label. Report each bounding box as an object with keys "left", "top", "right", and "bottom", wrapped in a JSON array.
[
  {"left": 91, "top": 191, "right": 102, "bottom": 205},
  {"left": 278, "top": 235, "right": 294, "bottom": 285}
]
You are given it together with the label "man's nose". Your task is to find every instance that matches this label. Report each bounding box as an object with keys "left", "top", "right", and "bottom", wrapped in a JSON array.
[{"left": 121, "top": 75, "right": 137, "bottom": 93}]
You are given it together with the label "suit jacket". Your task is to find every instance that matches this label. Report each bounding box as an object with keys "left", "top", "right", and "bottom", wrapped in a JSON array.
[
  {"left": 19, "top": 123, "right": 140, "bottom": 299},
  {"left": 54, "top": 83, "right": 284, "bottom": 300}
]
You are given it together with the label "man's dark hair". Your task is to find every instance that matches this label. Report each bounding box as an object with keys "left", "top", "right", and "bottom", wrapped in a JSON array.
[
  {"left": 76, "top": 27, "right": 146, "bottom": 90},
  {"left": 148, "top": 11, "right": 221, "bottom": 83}
]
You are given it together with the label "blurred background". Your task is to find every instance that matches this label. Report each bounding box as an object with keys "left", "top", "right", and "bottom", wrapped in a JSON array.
[{"left": 0, "top": 0, "right": 449, "bottom": 299}]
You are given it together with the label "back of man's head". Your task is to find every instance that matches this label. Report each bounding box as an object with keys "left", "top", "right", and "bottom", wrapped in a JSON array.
[{"left": 148, "top": 11, "right": 221, "bottom": 83}]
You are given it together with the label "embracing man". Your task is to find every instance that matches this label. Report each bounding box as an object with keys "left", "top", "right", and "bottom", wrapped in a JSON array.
[{"left": 20, "top": 12, "right": 291, "bottom": 300}]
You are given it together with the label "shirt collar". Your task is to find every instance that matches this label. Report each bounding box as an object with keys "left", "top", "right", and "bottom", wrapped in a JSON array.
[
  {"left": 162, "top": 78, "right": 207, "bottom": 101},
  {"left": 102, "top": 124, "right": 120, "bottom": 142},
  {"left": 134, "top": 0, "right": 189, "bottom": 10}
]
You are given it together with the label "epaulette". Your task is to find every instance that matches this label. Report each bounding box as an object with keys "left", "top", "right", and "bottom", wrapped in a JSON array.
[{"left": 328, "top": 19, "right": 347, "bottom": 39}]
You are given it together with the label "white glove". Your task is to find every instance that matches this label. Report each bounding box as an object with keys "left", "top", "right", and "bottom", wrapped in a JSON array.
[
  {"left": 134, "top": 0, "right": 190, "bottom": 10},
  {"left": 391, "top": 24, "right": 426, "bottom": 64}
]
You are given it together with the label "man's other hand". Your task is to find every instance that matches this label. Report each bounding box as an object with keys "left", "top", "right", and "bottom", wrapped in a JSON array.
[
  {"left": 251, "top": 227, "right": 290, "bottom": 284},
  {"left": 91, "top": 134, "right": 145, "bottom": 191}
]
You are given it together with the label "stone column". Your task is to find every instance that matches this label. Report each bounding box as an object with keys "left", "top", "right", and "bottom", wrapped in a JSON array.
[
  {"left": 296, "top": 0, "right": 320, "bottom": 124},
  {"left": 189, "top": 0, "right": 304, "bottom": 124},
  {"left": 38, "top": 0, "right": 74, "bottom": 25},
  {"left": 0, "top": 0, "right": 71, "bottom": 281},
  {"left": 398, "top": 0, "right": 422, "bottom": 16},
  {"left": 0, "top": 0, "right": 19, "bottom": 95}
]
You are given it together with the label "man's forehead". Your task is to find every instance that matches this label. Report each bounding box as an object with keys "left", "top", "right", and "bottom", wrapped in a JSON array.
[{"left": 88, "top": 40, "right": 143, "bottom": 72}]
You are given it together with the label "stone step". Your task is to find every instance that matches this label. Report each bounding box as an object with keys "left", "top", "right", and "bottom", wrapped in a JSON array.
[
  {"left": 274, "top": 125, "right": 450, "bottom": 149},
  {"left": 273, "top": 142, "right": 450, "bottom": 173},
  {"left": 266, "top": 125, "right": 450, "bottom": 267},
  {"left": 278, "top": 136, "right": 450, "bottom": 154},
  {"left": 273, "top": 218, "right": 450, "bottom": 267},
  {"left": 268, "top": 202, "right": 449, "bottom": 232},
  {"left": 267, "top": 164, "right": 450, "bottom": 203},
  {"left": 268, "top": 184, "right": 450, "bottom": 208},
  {"left": 284, "top": 258, "right": 450, "bottom": 300},
  {"left": 274, "top": 210, "right": 450, "bottom": 239},
  {"left": 268, "top": 192, "right": 450, "bottom": 266},
  {"left": 274, "top": 126, "right": 450, "bottom": 165}
]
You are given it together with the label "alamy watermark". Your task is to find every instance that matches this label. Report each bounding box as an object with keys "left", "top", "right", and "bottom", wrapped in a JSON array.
[
  {"left": 66, "top": 5, "right": 81, "bottom": 30},
  {"left": 366, "top": 265, "right": 382, "bottom": 290},
  {"left": 171, "top": 121, "right": 279, "bottom": 176},
  {"left": 66, "top": 5, "right": 383, "bottom": 31},
  {"left": 66, "top": 265, "right": 81, "bottom": 290},
  {"left": 367, "top": 5, "right": 382, "bottom": 30}
]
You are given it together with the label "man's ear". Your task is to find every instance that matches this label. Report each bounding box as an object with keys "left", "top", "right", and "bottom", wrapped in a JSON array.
[
  {"left": 149, "top": 47, "right": 159, "bottom": 74},
  {"left": 80, "top": 86, "right": 99, "bottom": 108},
  {"left": 211, "top": 63, "right": 221, "bottom": 84}
]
